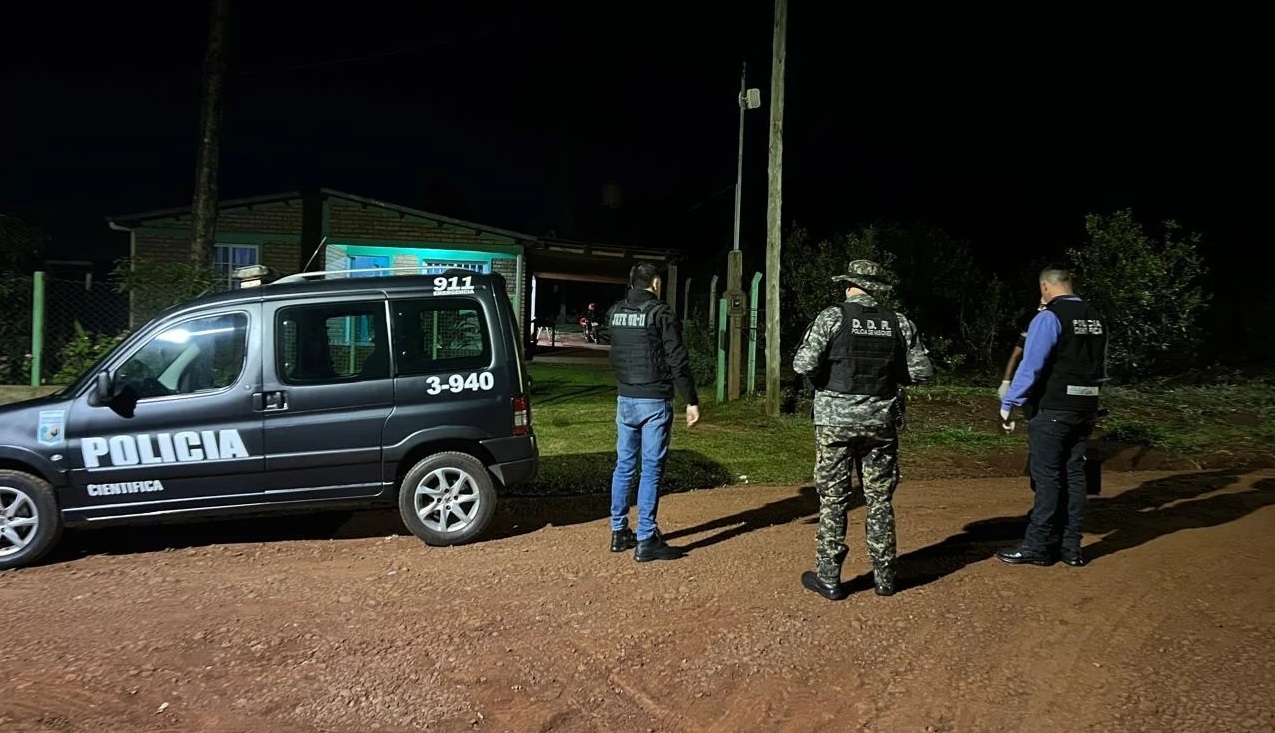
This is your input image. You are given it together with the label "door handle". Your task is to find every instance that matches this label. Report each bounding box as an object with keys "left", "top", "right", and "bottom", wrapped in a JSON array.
[
  {"left": 253, "top": 390, "right": 288, "bottom": 411},
  {"left": 264, "top": 390, "right": 288, "bottom": 411}
]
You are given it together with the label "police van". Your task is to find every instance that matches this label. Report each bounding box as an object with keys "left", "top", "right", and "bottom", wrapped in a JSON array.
[{"left": 0, "top": 266, "right": 537, "bottom": 570}]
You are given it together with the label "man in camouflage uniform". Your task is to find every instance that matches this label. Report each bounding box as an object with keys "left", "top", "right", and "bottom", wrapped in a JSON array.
[{"left": 793, "top": 260, "right": 934, "bottom": 599}]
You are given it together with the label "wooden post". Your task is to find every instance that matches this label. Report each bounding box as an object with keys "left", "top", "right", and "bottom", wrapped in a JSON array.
[
  {"left": 191, "top": 0, "right": 229, "bottom": 265},
  {"left": 709, "top": 274, "right": 719, "bottom": 329},
  {"left": 665, "top": 263, "right": 679, "bottom": 315},
  {"left": 764, "top": 0, "right": 788, "bottom": 417}
]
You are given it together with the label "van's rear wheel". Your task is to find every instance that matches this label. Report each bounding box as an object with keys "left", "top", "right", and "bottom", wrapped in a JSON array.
[
  {"left": 0, "top": 471, "right": 63, "bottom": 571},
  {"left": 398, "top": 452, "right": 496, "bottom": 546}
]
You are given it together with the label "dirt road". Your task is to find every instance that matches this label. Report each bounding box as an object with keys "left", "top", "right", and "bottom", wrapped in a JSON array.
[{"left": 3, "top": 469, "right": 1273, "bottom": 733}]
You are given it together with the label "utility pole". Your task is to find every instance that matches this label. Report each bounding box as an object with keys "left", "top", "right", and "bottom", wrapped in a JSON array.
[
  {"left": 727, "top": 62, "right": 760, "bottom": 401},
  {"left": 764, "top": 0, "right": 788, "bottom": 417},
  {"left": 191, "top": 0, "right": 229, "bottom": 266}
]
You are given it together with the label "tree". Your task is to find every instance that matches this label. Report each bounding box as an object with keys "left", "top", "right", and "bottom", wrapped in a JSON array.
[
  {"left": 778, "top": 225, "right": 898, "bottom": 360},
  {"left": 1067, "top": 209, "right": 1210, "bottom": 378},
  {"left": 191, "top": 0, "right": 230, "bottom": 264},
  {"left": 0, "top": 213, "right": 46, "bottom": 274},
  {"left": 0, "top": 214, "right": 44, "bottom": 382}
]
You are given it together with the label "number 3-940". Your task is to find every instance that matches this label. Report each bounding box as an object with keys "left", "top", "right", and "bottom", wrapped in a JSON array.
[{"left": 426, "top": 372, "right": 495, "bottom": 395}]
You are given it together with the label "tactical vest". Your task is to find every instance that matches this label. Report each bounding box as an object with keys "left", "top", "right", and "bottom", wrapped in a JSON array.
[
  {"left": 1036, "top": 298, "right": 1107, "bottom": 413},
  {"left": 608, "top": 296, "right": 671, "bottom": 387},
  {"left": 813, "top": 301, "right": 905, "bottom": 397}
]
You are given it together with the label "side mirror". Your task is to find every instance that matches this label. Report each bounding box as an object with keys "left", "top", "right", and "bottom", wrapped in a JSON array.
[{"left": 93, "top": 371, "right": 113, "bottom": 403}]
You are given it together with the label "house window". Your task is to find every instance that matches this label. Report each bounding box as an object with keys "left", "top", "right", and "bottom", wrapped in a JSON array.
[
  {"left": 421, "top": 260, "right": 486, "bottom": 275},
  {"left": 213, "top": 244, "right": 261, "bottom": 289},
  {"left": 349, "top": 255, "right": 391, "bottom": 277}
]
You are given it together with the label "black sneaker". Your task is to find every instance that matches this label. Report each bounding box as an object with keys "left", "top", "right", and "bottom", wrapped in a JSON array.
[
  {"left": 610, "top": 528, "right": 637, "bottom": 553},
  {"left": 634, "top": 532, "right": 684, "bottom": 562}
]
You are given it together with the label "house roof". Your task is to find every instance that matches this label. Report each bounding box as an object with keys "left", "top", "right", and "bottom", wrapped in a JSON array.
[
  {"left": 106, "top": 188, "right": 681, "bottom": 262},
  {"left": 106, "top": 191, "right": 305, "bottom": 229}
]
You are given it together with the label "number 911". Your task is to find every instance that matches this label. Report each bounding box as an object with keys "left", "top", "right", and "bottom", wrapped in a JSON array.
[{"left": 426, "top": 372, "right": 495, "bottom": 395}]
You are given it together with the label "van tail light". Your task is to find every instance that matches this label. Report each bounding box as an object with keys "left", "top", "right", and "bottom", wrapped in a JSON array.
[{"left": 512, "top": 395, "right": 532, "bottom": 436}]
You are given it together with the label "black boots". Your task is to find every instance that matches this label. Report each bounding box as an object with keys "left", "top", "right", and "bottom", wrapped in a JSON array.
[
  {"left": 801, "top": 571, "right": 849, "bottom": 601},
  {"left": 610, "top": 528, "right": 637, "bottom": 553},
  {"left": 634, "top": 532, "right": 684, "bottom": 562},
  {"left": 873, "top": 564, "right": 896, "bottom": 597},
  {"left": 801, "top": 565, "right": 896, "bottom": 600}
]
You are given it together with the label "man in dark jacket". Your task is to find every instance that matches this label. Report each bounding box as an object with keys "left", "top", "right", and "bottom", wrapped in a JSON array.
[
  {"left": 998, "top": 267, "right": 1108, "bottom": 568},
  {"left": 605, "top": 261, "right": 700, "bottom": 562}
]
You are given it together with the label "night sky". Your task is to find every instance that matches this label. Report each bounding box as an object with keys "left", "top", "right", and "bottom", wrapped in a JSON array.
[{"left": 2, "top": 2, "right": 1268, "bottom": 286}]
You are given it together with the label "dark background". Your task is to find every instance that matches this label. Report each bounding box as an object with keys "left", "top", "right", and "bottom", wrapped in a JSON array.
[{"left": 1, "top": 2, "right": 1266, "bottom": 351}]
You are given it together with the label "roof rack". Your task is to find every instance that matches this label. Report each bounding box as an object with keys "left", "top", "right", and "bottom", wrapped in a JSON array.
[{"left": 272, "top": 266, "right": 450, "bottom": 285}]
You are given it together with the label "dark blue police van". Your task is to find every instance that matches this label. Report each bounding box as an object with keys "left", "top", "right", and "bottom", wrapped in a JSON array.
[{"left": 0, "top": 266, "right": 537, "bottom": 570}]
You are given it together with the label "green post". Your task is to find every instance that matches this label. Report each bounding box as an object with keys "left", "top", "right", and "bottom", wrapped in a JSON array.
[
  {"left": 747, "top": 272, "right": 763, "bottom": 394},
  {"left": 716, "top": 297, "right": 727, "bottom": 404},
  {"left": 30, "top": 271, "right": 45, "bottom": 387}
]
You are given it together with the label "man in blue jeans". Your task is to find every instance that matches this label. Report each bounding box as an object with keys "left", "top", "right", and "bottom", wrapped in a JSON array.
[
  {"left": 998, "top": 267, "right": 1108, "bottom": 567},
  {"left": 604, "top": 261, "right": 701, "bottom": 562}
]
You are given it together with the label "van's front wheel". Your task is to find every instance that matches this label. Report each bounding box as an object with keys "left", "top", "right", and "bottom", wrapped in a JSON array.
[
  {"left": 0, "top": 471, "right": 63, "bottom": 571},
  {"left": 398, "top": 452, "right": 496, "bottom": 546}
]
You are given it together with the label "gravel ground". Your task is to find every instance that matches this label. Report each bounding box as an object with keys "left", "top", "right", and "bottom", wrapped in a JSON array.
[{"left": 2, "top": 468, "right": 1273, "bottom": 732}]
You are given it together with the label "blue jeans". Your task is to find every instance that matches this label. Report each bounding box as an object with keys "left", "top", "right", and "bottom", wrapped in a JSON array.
[{"left": 610, "top": 396, "right": 674, "bottom": 541}]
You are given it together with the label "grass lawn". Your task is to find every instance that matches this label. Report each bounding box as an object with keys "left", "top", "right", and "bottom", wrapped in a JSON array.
[
  {"left": 521, "top": 362, "right": 1275, "bottom": 495},
  {"left": 3, "top": 365, "right": 1270, "bottom": 497}
]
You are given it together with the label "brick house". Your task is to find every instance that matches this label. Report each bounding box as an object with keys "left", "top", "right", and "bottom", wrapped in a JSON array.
[{"left": 106, "top": 188, "right": 684, "bottom": 339}]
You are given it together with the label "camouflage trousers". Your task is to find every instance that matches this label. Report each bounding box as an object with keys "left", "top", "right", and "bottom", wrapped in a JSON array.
[{"left": 813, "top": 425, "right": 900, "bottom": 585}]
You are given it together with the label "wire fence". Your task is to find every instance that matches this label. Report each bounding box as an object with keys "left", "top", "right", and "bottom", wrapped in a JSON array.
[{"left": 9, "top": 272, "right": 132, "bottom": 386}]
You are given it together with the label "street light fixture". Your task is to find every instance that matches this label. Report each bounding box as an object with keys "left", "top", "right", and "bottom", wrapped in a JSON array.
[{"left": 734, "top": 62, "right": 762, "bottom": 252}]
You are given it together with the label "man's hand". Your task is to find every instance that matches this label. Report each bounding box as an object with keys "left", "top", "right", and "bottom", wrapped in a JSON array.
[
  {"left": 999, "top": 407, "right": 1015, "bottom": 433},
  {"left": 997, "top": 380, "right": 1011, "bottom": 399},
  {"left": 686, "top": 405, "right": 700, "bottom": 428}
]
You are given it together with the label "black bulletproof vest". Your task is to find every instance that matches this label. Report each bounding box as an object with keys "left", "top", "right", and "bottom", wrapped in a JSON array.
[
  {"left": 813, "top": 301, "right": 905, "bottom": 397},
  {"left": 1037, "top": 298, "right": 1107, "bottom": 413},
  {"left": 608, "top": 297, "right": 669, "bottom": 386}
]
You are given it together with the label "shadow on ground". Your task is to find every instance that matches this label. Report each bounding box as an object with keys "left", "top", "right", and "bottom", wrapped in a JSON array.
[
  {"left": 42, "top": 451, "right": 735, "bottom": 564},
  {"left": 867, "top": 469, "right": 1275, "bottom": 594},
  {"left": 664, "top": 485, "right": 832, "bottom": 552},
  {"left": 512, "top": 450, "right": 734, "bottom": 497}
]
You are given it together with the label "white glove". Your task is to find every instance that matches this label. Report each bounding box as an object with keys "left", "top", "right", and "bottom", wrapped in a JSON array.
[
  {"left": 997, "top": 380, "right": 1011, "bottom": 399},
  {"left": 999, "top": 407, "right": 1015, "bottom": 433}
]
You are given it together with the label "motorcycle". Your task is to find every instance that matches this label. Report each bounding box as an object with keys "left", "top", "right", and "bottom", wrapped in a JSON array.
[
  {"left": 579, "top": 304, "right": 600, "bottom": 344},
  {"left": 579, "top": 314, "right": 600, "bottom": 343}
]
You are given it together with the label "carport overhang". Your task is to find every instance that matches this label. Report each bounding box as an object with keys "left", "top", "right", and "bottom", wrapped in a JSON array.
[
  {"left": 525, "top": 238, "right": 686, "bottom": 319},
  {"left": 528, "top": 238, "right": 682, "bottom": 284}
]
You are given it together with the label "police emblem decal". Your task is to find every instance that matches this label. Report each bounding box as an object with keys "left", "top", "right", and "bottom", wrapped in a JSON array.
[{"left": 38, "top": 410, "right": 66, "bottom": 447}]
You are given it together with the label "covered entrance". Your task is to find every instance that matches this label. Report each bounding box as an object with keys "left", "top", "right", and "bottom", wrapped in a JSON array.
[{"left": 525, "top": 238, "right": 682, "bottom": 357}]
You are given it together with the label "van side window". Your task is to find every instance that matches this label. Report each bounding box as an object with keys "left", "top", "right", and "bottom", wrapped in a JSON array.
[
  {"left": 115, "top": 312, "right": 249, "bottom": 399},
  {"left": 277, "top": 302, "right": 390, "bottom": 384},
  {"left": 391, "top": 298, "right": 491, "bottom": 376}
]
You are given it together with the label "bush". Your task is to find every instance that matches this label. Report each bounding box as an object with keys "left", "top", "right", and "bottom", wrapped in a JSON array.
[
  {"left": 681, "top": 312, "right": 717, "bottom": 388},
  {"left": 778, "top": 222, "right": 1017, "bottom": 374},
  {"left": 52, "top": 321, "right": 125, "bottom": 385},
  {"left": 1067, "top": 209, "right": 1210, "bottom": 379},
  {"left": 113, "top": 258, "right": 222, "bottom": 323}
]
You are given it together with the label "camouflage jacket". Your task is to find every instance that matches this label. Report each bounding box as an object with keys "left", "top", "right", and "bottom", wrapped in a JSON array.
[{"left": 792, "top": 294, "right": 934, "bottom": 428}]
